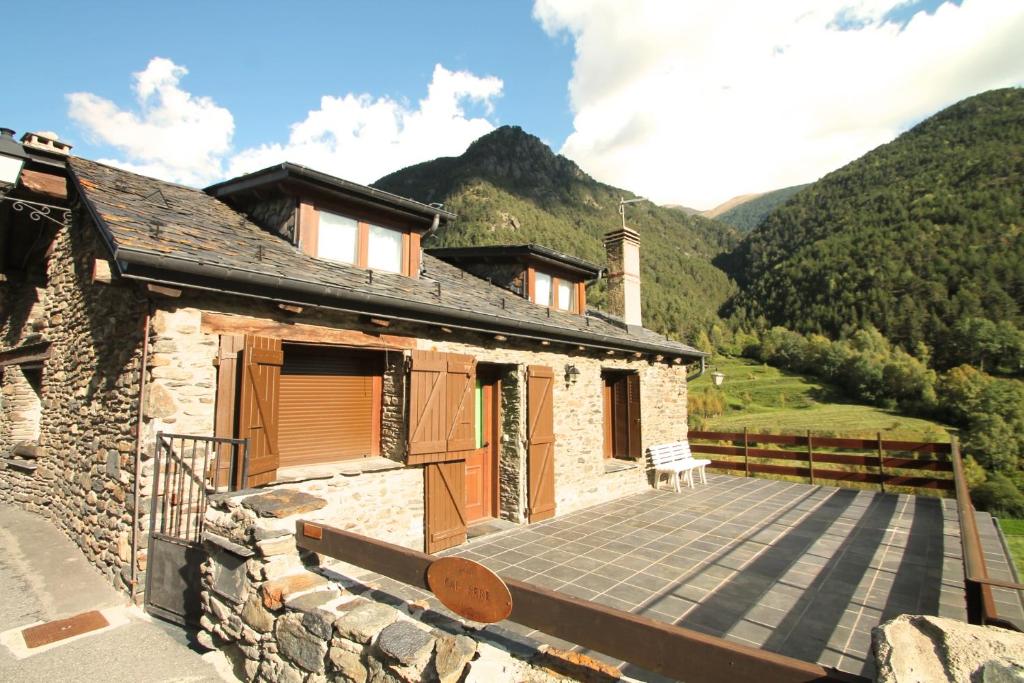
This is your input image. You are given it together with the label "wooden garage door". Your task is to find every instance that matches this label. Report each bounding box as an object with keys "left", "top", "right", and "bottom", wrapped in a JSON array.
[{"left": 278, "top": 345, "right": 383, "bottom": 466}]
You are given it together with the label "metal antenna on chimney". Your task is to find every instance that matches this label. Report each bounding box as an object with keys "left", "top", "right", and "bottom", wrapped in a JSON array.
[{"left": 618, "top": 197, "right": 644, "bottom": 229}]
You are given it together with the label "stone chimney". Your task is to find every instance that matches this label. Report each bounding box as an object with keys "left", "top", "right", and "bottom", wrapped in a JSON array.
[
  {"left": 603, "top": 225, "right": 642, "bottom": 329},
  {"left": 20, "top": 131, "right": 72, "bottom": 156}
]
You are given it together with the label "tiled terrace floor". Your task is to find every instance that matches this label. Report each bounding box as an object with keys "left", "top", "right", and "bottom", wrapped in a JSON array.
[{"left": 359, "top": 475, "right": 1024, "bottom": 680}]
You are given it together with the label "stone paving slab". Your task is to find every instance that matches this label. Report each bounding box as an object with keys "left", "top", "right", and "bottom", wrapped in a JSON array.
[{"left": 358, "top": 475, "right": 1022, "bottom": 680}]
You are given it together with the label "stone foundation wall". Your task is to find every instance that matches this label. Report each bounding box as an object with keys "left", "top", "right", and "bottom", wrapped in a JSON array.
[
  {"left": 0, "top": 216, "right": 147, "bottom": 594},
  {"left": 199, "top": 486, "right": 601, "bottom": 683}
]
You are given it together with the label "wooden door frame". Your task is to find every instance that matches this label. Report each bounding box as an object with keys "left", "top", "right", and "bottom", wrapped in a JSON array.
[{"left": 473, "top": 365, "right": 503, "bottom": 521}]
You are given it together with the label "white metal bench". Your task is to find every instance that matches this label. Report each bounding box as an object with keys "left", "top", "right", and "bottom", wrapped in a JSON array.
[{"left": 648, "top": 441, "right": 710, "bottom": 492}]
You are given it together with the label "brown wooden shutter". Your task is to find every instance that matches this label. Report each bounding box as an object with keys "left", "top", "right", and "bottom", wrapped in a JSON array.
[
  {"left": 613, "top": 378, "right": 629, "bottom": 457},
  {"left": 237, "top": 335, "right": 283, "bottom": 487},
  {"left": 445, "top": 354, "right": 477, "bottom": 454},
  {"left": 424, "top": 460, "right": 467, "bottom": 553},
  {"left": 408, "top": 350, "right": 448, "bottom": 464},
  {"left": 214, "top": 335, "right": 245, "bottom": 488},
  {"left": 626, "top": 372, "right": 642, "bottom": 459},
  {"left": 527, "top": 365, "right": 556, "bottom": 522}
]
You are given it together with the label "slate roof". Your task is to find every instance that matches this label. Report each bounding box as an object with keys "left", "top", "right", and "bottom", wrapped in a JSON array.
[{"left": 68, "top": 157, "right": 705, "bottom": 359}]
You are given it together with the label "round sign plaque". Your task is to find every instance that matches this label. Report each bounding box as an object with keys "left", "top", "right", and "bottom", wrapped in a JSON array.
[{"left": 426, "top": 556, "right": 513, "bottom": 623}]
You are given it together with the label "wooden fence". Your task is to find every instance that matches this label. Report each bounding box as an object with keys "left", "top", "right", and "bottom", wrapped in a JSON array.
[{"left": 689, "top": 429, "right": 954, "bottom": 494}]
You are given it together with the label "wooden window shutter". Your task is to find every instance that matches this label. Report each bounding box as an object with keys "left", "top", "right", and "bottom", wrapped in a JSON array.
[
  {"left": 408, "top": 350, "right": 448, "bottom": 464},
  {"left": 626, "top": 372, "right": 642, "bottom": 460},
  {"left": 237, "top": 335, "right": 283, "bottom": 487},
  {"left": 424, "top": 460, "right": 467, "bottom": 553},
  {"left": 214, "top": 335, "right": 245, "bottom": 488},
  {"left": 527, "top": 365, "right": 556, "bottom": 522},
  {"left": 445, "top": 354, "right": 477, "bottom": 454}
]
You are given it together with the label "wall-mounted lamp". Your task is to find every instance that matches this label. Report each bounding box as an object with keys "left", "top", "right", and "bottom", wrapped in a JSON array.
[
  {"left": 711, "top": 368, "right": 725, "bottom": 387},
  {"left": 564, "top": 364, "right": 580, "bottom": 386}
]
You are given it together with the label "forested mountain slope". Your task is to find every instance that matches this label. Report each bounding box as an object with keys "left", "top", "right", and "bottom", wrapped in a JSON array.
[
  {"left": 710, "top": 184, "right": 811, "bottom": 233},
  {"left": 374, "top": 126, "right": 740, "bottom": 341},
  {"left": 720, "top": 88, "right": 1024, "bottom": 368}
]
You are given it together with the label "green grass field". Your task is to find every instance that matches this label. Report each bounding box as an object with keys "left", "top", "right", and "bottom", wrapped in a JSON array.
[
  {"left": 689, "top": 356, "right": 952, "bottom": 440},
  {"left": 998, "top": 519, "right": 1024, "bottom": 576}
]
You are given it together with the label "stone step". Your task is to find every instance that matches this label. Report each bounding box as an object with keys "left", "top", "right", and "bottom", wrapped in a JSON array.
[{"left": 2, "top": 458, "right": 39, "bottom": 473}]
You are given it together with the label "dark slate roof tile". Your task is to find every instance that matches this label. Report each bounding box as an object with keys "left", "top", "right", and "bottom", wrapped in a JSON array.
[{"left": 68, "top": 157, "right": 703, "bottom": 358}]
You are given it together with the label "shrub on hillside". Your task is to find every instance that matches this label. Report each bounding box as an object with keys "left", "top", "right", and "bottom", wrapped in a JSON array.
[{"left": 972, "top": 472, "right": 1024, "bottom": 518}]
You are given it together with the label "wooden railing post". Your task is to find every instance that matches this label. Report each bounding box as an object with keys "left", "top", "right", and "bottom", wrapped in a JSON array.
[
  {"left": 807, "top": 430, "right": 815, "bottom": 485},
  {"left": 877, "top": 432, "right": 886, "bottom": 493},
  {"left": 743, "top": 427, "right": 750, "bottom": 478}
]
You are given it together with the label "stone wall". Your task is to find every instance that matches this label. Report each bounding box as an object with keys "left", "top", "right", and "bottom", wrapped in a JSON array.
[
  {"left": 420, "top": 337, "right": 689, "bottom": 518},
  {"left": 2, "top": 364, "right": 42, "bottom": 444},
  {"left": 0, "top": 214, "right": 148, "bottom": 594},
  {"left": 199, "top": 486, "right": 605, "bottom": 683},
  {"left": 127, "top": 290, "right": 689, "bottom": 532}
]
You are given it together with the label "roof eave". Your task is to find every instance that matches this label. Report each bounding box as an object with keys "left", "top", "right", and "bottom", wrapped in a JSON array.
[{"left": 113, "top": 247, "right": 705, "bottom": 360}]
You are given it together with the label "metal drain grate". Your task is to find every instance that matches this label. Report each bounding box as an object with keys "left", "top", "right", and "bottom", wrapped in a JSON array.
[{"left": 21, "top": 610, "right": 109, "bottom": 649}]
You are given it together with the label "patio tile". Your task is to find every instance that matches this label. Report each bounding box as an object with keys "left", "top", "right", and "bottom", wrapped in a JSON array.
[
  {"left": 612, "top": 553, "right": 656, "bottom": 572},
  {"left": 605, "top": 582, "right": 655, "bottom": 606},
  {"left": 570, "top": 572, "right": 621, "bottom": 594},
  {"left": 543, "top": 564, "right": 588, "bottom": 584},
  {"left": 593, "top": 563, "right": 638, "bottom": 582},
  {"left": 518, "top": 557, "right": 558, "bottom": 574}
]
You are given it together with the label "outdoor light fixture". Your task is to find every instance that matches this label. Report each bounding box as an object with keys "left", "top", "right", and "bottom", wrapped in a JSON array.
[
  {"left": 711, "top": 368, "right": 725, "bottom": 387},
  {"left": 0, "top": 127, "right": 28, "bottom": 191},
  {"left": 564, "top": 364, "right": 580, "bottom": 385}
]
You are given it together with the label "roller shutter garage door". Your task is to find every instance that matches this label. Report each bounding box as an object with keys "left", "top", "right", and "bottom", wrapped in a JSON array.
[{"left": 278, "top": 344, "right": 384, "bottom": 466}]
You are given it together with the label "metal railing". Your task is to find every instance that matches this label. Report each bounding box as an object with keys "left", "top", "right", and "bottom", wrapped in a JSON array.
[
  {"left": 950, "top": 440, "right": 1024, "bottom": 630},
  {"left": 689, "top": 429, "right": 954, "bottom": 494},
  {"left": 296, "top": 520, "right": 865, "bottom": 683},
  {"left": 150, "top": 432, "right": 249, "bottom": 543}
]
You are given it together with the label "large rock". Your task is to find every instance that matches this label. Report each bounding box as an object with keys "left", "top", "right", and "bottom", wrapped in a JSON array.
[
  {"left": 375, "top": 621, "right": 435, "bottom": 668},
  {"left": 261, "top": 571, "right": 329, "bottom": 610},
  {"left": 275, "top": 613, "right": 328, "bottom": 673},
  {"left": 242, "top": 593, "right": 275, "bottom": 633},
  {"left": 334, "top": 600, "right": 401, "bottom": 645},
  {"left": 433, "top": 633, "right": 477, "bottom": 683},
  {"left": 242, "top": 489, "right": 326, "bottom": 518},
  {"left": 873, "top": 615, "right": 1024, "bottom": 683},
  {"left": 329, "top": 646, "right": 368, "bottom": 683}
]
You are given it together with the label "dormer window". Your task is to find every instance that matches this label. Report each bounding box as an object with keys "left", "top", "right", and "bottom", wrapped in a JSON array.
[
  {"left": 298, "top": 204, "right": 421, "bottom": 277},
  {"left": 530, "top": 269, "right": 580, "bottom": 312},
  {"left": 318, "top": 211, "right": 359, "bottom": 264},
  {"left": 426, "top": 244, "right": 597, "bottom": 316}
]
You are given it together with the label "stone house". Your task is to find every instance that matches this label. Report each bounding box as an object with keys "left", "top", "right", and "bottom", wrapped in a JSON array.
[{"left": 0, "top": 133, "right": 704, "bottom": 599}]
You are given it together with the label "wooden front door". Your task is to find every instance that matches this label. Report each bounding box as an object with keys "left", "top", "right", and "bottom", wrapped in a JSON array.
[{"left": 465, "top": 374, "right": 500, "bottom": 523}]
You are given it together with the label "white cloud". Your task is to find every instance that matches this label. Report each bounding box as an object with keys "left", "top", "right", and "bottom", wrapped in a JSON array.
[
  {"left": 67, "top": 58, "right": 234, "bottom": 186},
  {"left": 227, "top": 64, "right": 503, "bottom": 183},
  {"left": 67, "top": 61, "right": 503, "bottom": 188},
  {"left": 534, "top": 0, "right": 1024, "bottom": 209}
]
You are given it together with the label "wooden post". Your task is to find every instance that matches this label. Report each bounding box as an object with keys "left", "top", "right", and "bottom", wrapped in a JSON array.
[
  {"left": 807, "top": 430, "right": 815, "bottom": 486},
  {"left": 877, "top": 432, "right": 886, "bottom": 493},
  {"left": 743, "top": 427, "right": 750, "bottom": 478}
]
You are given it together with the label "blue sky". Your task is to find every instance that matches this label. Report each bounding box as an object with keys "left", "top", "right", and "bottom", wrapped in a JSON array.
[{"left": 6, "top": 1, "right": 1023, "bottom": 208}]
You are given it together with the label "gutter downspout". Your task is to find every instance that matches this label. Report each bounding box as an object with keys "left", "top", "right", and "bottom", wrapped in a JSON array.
[
  {"left": 129, "top": 301, "right": 152, "bottom": 604},
  {"left": 686, "top": 356, "right": 706, "bottom": 382}
]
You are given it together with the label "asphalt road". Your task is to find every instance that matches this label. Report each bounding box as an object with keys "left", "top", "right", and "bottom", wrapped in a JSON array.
[{"left": 0, "top": 504, "right": 234, "bottom": 682}]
